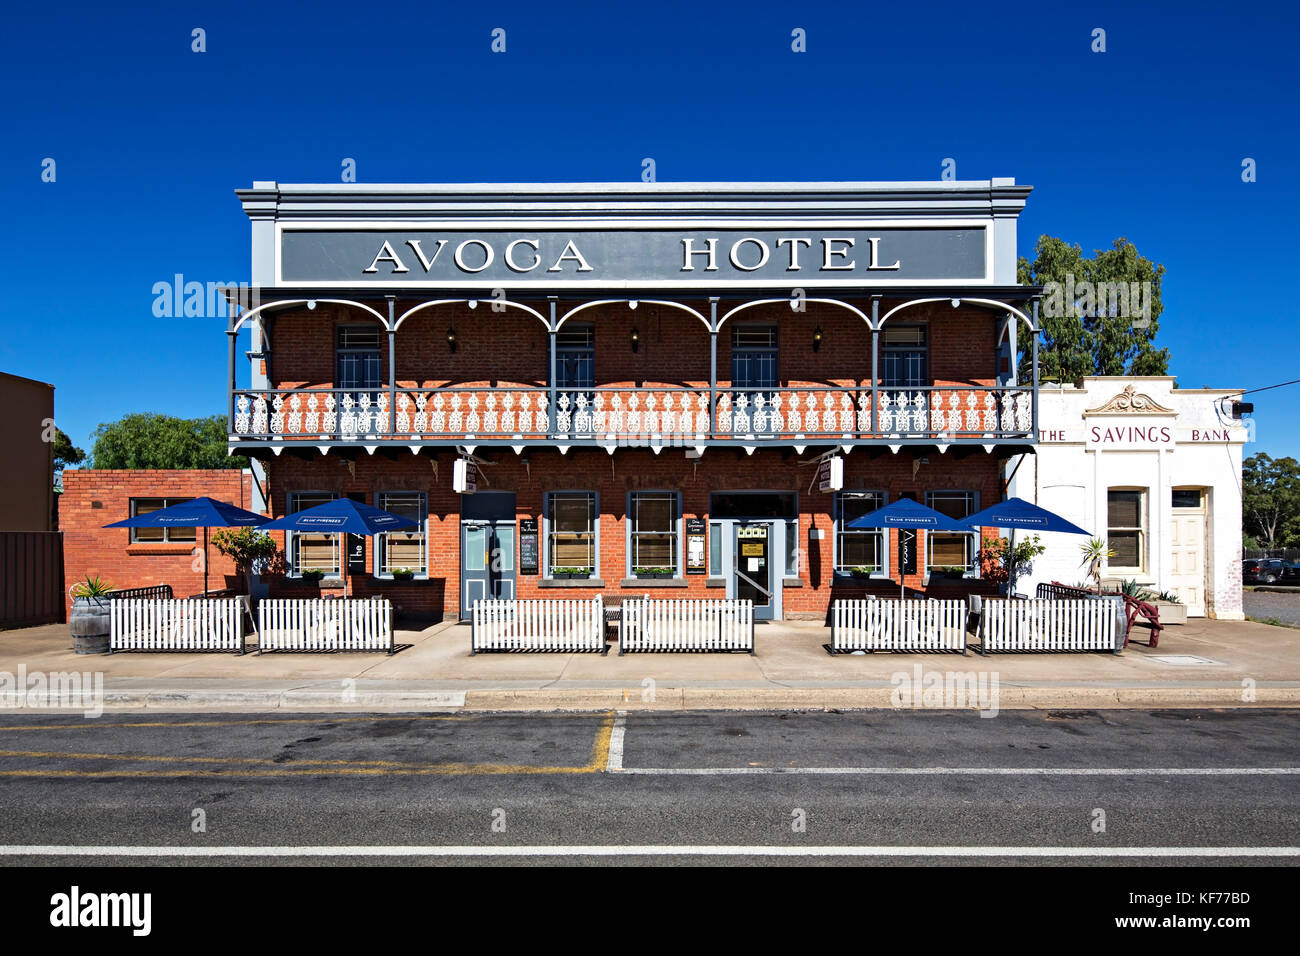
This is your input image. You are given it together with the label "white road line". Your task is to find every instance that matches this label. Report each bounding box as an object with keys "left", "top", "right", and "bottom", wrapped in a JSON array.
[
  {"left": 0, "top": 845, "right": 1295, "bottom": 858},
  {"left": 610, "top": 766, "right": 1300, "bottom": 775},
  {"left": 605, "top": 711, "right": 626, "bottom": 773}
]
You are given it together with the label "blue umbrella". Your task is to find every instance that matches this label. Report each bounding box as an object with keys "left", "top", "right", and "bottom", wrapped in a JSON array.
[
  {"left": 961, "top": 497, "right": 1091, "bottom": 596},
  {"left": 260, "top": 498, "right": 418, "bottom": 597},
  {"left": 105, "top": 497, "right": 267, "bottom": 597},
  {"left": 845, "top": 498, "right": 972, "bottom": 598},
  {"left": 960, "top": 496, "right": 1091, "bottom": 535}
]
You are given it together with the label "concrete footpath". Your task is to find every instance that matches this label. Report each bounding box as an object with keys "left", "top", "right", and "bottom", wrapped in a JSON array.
[{"left": 2, "top": 617, "right": 1298, "bottom": 712}]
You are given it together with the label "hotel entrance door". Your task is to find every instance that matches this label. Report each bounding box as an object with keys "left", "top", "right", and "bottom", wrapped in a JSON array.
[
  {"left": 734, "top": 523, "right": 774, "bottom": 620},
  {"left": 460, "top": 492, "right": 517, "bottom": 620}
]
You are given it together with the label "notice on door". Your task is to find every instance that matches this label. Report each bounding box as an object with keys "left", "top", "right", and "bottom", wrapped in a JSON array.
[{"left": 741, "top": 543, "right": 764, "bottom": 557}]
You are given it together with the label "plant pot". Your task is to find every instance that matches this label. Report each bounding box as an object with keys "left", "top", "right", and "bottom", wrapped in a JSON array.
[
  {"left": 635, "top": 571, "right": 672, "bottom": 579},
  {"left": 1156, "top": 600, "right": 1187, "bottom": 625},
  {"left": 69, "top": 596, "right": 111, "bottom": 654},
  {"left": 553, "top": 571, "right": 592, "bottom": 580}
]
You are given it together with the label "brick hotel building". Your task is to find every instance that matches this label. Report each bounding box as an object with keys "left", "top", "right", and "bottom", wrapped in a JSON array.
[{"left": 227, "top": 180, "right": 1041, "bottom": 621}]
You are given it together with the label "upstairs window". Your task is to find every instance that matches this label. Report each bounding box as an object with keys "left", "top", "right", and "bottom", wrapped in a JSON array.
[
  {"left": 556, "top": 324, "right": 595, "bottom": 391},
  {"left": 336, "top": 326, "right": 382, "bottom": 392},
  {"left": 731, "top": 326, "right": 778, "bottom": 391},
  {"left": 881, "top": 326, "right": 929, "bottom": 390}
]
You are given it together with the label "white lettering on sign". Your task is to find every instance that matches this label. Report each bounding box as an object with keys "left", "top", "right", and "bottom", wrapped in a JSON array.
[{"left": 362, "top": 234, "right": 909, "bottom": 277}]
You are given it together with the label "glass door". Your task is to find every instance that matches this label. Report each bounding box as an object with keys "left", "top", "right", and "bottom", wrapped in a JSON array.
[{"left": 733, "top": 522, "right": 773, "bottom": 620}]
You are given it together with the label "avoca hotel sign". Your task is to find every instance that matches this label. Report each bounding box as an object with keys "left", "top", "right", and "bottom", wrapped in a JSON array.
[{"left": 277, "top": 226, "right": 990, "bottom": 288}]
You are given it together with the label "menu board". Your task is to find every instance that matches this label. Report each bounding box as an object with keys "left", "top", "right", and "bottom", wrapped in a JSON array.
[
  {"left": 685, "top": 518, "right": 706, "bottom": 574},
  {"left": 519, "top": 518, "right": 539, "bottom": 575}
]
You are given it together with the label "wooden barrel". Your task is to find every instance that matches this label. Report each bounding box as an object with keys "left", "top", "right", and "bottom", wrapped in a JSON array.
[{"left": 69, "top": 596, "right": 110, "bottom": 654}]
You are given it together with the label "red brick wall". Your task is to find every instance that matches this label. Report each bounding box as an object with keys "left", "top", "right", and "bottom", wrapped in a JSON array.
[
  {"left": 263, "top": 299, "right": 1001, "bottom": 391},
  {"left": 263, "top": 448, "right": 1004, "bottom": 620},
  {"left": 60, "top": 470, "right": 257, "bottom": 613}
]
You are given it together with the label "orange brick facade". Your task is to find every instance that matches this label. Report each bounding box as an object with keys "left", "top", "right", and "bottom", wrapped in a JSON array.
[{"left": 60, "top": 469, "right": 259, "bottom": 613}]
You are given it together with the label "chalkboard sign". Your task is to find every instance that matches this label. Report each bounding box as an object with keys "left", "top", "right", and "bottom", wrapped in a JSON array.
[
  {"left": 346, "top": 534, "right": 366, "bottom": 575},
  {"left": 898, "top": 529, "right": 917, "bottom": 576},
  {"left": 685, "top": 517, "right": 706, "bottom": 574},
  {"left": 519, "top": 518, "right": 539, "bottom": 575}
]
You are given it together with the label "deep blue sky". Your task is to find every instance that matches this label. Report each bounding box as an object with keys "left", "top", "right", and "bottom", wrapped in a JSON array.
[{"left": 2, "top": 0, "right": 1295, "bottom": 458}]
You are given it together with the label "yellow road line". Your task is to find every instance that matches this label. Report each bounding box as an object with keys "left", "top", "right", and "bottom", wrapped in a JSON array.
[{"left": 0, "top": 713, "right": 618, "bottom": 778}]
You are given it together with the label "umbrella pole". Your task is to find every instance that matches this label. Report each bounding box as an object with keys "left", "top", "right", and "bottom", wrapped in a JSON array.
[{"left": 204, "top": 526, "right": 209, "bottom": 598}]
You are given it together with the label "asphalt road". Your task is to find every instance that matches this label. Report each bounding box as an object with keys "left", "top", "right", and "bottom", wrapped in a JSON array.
[
  {"left": 1243, "top": 589, "right": 1300, "bottom": 626},
  {"left": 0, "top": 709, "right": 1296, "bottom": 866}
]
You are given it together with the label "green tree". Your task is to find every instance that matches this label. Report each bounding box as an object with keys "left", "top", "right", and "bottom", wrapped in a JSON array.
[
  {"left": 1242, "top": 453, "right": 1300, "bottom": 549},
  {"left": 91, "top": 414, "right": 249, "bottom": 470},
  {"left": 1018, "top": 235, "right": 1169, "bottom": 382},
  {"left": 52, "top": 427, "right": 86, "bottom": 491}
]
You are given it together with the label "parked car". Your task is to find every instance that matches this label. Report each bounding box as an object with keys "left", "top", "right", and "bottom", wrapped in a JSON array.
[{"left": 1243, "top": 558, "right": 1288, "bottom": 584}]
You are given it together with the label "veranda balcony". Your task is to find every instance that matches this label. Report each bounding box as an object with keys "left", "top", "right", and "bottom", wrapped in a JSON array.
[{"left": 230, "top": 383, "right": 1036, "bottom": 447}]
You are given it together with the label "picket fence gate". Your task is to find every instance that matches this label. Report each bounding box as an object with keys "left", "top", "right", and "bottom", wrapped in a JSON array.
[
  {"left": 620, "top": 598, "right": 754, "bottom": 653},
  {"left": 110, "top": 598, "right": 246, "bottom": 653},
  {"left": 830, "top": 598, "right": 968, "bottom": 653},
  {"left": 257, "top": 597, "right": 393, "bottom": 653},
  {"left": 470, "top": 596, "right": 606, "bottom": 653},
  {"left": 978, "top": 598, "right": 1120, "bottom": 653}
]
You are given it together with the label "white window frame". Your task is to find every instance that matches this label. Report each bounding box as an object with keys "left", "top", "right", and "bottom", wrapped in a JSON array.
[
  {"left": 924, "top": 489, "right": 979, "bottom": 577},
  {"left": 626, "top": 491, "right": 683, "bottom": 578},
  {"left": 543, "top": 491, "right": 599, "bottom": 580},
  {"left": 834, "top": 491, "right": 890, "bottom": 577},
  {"left": 128, "top": 497, "right": 197, "bottom": 544},
  {"left": 287, "top": 490, "right": 340, "bottom": 578},
  {"left": 1106, "top": 487, "right": 1148, "bottom": 574},
  {"left": 373, "top": 490, "right": 428, "bottom": 579}
]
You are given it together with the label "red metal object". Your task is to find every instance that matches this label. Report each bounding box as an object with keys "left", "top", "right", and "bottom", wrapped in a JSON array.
[{"left": 1123, "top": 594, "right": 1162, "bottom": 648}]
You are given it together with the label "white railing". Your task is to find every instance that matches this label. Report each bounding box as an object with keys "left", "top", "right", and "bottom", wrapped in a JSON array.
[
  {"left": 110, "top": 598, "right": 246, "bottom": 653},
  {"left": 257, "top": 598, "right": 393, "bottom": 652},
  {"left": 620, "top": 598, "right": 754, "bottom": 653},
  {"left": 830, "top": 598, "right": 968, "bottom": 653},
  {"left": 470, "top": 596, "right": 605, "bottom": 653},
  {"left": 979, "top": 598, "right": 1119, "bottom": 652}
]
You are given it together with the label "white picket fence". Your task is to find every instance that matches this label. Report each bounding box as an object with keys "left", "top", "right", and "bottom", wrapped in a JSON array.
[
  {"left": 257, "top": 597, "right": 393, "bottom": 652},
  {"left": 110, "top": 598, "right": 246, "bottom": 653},
  {"left": 471, "top": 596, "right": 606, "bottom": 653},
  {"left": 830, "top": 599, "right": 968, "bottom": 653},
  {"left": 979, "top": 598, "right": 1120, "bottom": 653},
  {"left": 620, "top": 598, "right": 754, "bottom": 653}
]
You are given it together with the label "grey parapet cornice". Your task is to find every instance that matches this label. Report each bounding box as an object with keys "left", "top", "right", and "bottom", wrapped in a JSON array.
[{"left": 235, "top": 179, "right": 1033, "bottom": 223}]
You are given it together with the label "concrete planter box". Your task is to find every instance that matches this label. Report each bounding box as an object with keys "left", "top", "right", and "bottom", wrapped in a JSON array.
[{"left": 1156, "top": 600, "right": 1187, "bottom": 625}]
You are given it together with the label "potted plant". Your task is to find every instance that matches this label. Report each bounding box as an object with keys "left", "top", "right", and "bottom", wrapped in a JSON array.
[
  {"left": 843, "top": 565, "right": 876, "bottom": 579},
  {"left": 633, "top": 566, "right": 674, "bottom": 579},
  {"left": 1154, "top": 589, "right": 1187, "bottom": 625},
  {"left": 69, "top": 574, "right": 113, "bottom": 654},
  {"left": 928, "top": 565, "right": 968, "bottom": 582},
  {"left": 298, "top": 568, "right": 326, "bottom": 584},
  {"left": 551, "top": 566, "right": 592, "bottom": 580},
  {"left": 212, "top": 528, "right": 281, "bottom": 594},
  {"left": 979, "top": 534, "right": 1047, "bottom": 595},
  {"left": 1079, "top": 538, "right": 1116, "bottom": 594},
  {"left": 391, "top": 567, "right": 417, "bottom": 582}
]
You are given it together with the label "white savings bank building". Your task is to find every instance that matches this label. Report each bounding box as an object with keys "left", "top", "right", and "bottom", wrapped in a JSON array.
[{"left": 1007, "top": 377, "right": 1248, "bottom": 619}]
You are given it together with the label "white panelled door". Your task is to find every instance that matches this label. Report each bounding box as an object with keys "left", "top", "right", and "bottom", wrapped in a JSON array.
[{"left": 1169, "top": 490, "right": 1207, "bottom": 616}]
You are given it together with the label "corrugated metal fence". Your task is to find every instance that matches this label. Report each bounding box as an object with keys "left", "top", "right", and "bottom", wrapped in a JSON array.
[{"left": 0, "top": 531, "right": 64, "bottom": 628}]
